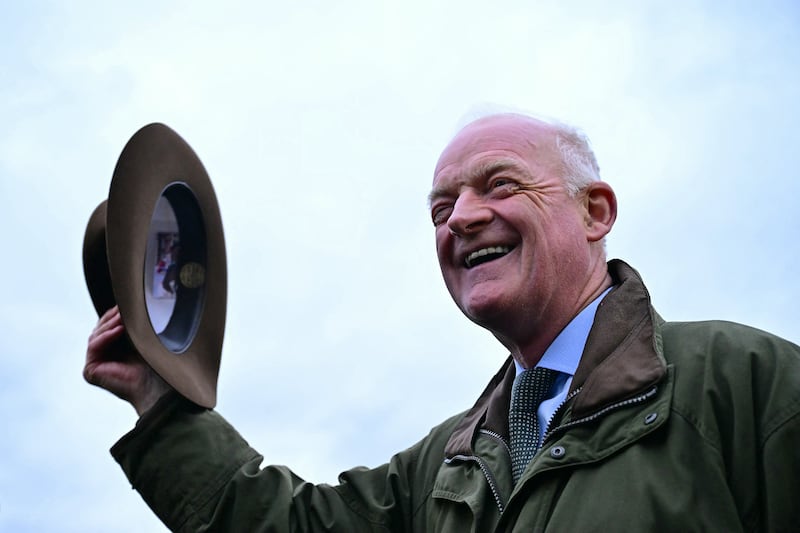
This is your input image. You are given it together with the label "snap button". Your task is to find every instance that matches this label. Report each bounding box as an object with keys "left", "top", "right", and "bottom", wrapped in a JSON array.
[
  {"left": 644, "top": 412, "right": 658, "bottom": 425},
  {"left": 550, "top": 445, "right": 566, "bottom": 459}
]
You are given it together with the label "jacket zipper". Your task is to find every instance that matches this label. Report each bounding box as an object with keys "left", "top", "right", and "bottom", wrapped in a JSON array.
[
  {"left": 444, "top": 453, "right": 505, "bottom": 513},
  {"left": 442, "top": 430, "right": 513, "bottom": 513},
  {"left": 543, "top": 386, "right": 583, "bottom": 440},
  {"left": 480, "top": 428, "right": 511, "bottom": 457},
  {"left": 542, "top": 385, "right": 659, "bottom": 444},
  {"left": 443, "top": 386, "right": 658, "bottom": 515}
]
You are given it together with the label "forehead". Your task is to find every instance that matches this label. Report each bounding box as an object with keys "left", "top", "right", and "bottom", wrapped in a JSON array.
[{"left": 432, "top": 116, "right": 559, "bottom": 193}]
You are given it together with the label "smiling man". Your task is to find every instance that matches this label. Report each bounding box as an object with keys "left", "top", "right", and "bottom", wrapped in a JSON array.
[
  {"left": 430, "top": 115, "right": 615, "bottom": 367},
  {"left": 86, "top": 112, "right": 800, "bottom": 531}
]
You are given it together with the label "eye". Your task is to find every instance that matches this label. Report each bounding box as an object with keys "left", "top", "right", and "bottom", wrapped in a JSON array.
[
  {"left": 431, "top": 204, "right": 453, "bottom": 226},
  {"left": 488, "top": 177, "right": 518, "bottom": 195}
]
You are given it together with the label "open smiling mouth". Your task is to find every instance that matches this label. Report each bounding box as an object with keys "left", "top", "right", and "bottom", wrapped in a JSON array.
[{"left": 465, "top": 246, "right": 514, "bottom": 268}]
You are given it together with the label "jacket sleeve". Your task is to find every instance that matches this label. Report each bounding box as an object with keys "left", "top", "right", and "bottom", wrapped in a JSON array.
[
  {"left": 762, "top": 405, "right": 800, "bottom": 532},
  {"left": 110, "top": 392, "right": 425, "bottom": 532},
  {"left": 758, "top": 337, "right": 800, "bottom": 532}
]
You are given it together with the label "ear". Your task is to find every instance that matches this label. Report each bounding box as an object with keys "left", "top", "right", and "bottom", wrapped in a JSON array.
[{"left": 581, "top": 181, "right": 617, "bottom": 242}]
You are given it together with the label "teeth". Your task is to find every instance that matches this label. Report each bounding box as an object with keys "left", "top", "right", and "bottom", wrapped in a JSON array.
[{"left": 465, "top": 246, "right": 511, "bottom": 268}]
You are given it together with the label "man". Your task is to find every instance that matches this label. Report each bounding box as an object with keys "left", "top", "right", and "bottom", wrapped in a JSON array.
[{"left": 86, "top": 113, "right": 800, "bottom": 531}]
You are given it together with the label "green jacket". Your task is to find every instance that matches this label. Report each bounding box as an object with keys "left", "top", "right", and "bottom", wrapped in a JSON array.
[{"left": 112, "top": 261, "right": 800, "bottom": 532}]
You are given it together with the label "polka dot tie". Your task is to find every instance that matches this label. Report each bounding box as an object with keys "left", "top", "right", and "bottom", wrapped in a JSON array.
[{"left": 509, "top": 367, "right": 559, "bottom": 484}]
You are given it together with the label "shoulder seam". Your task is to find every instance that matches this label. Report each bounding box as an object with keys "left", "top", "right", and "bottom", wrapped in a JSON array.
[
  {"left": 761, "top": 397, "right": 800, "bottom": 447},
  {"left": 669, "top": 402, "right": 723, "bottom": 455}
]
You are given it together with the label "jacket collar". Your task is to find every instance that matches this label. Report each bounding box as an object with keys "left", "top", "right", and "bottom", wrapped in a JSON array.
[{"left": 444, "top": 259, "right": 668, "bottom": 458}]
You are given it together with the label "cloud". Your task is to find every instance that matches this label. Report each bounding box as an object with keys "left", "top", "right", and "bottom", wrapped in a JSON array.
[{"left": 1, "top": 1, "right": 798, "bottom": 530}]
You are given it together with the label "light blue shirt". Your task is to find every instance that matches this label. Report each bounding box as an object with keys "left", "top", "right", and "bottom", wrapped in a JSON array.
[{"left": 513, "top": 287, "right": 612, "bottom": 441}]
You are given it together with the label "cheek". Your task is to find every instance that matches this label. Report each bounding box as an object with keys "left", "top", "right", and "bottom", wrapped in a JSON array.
[{"left": 434, "top": 229, "right": 450, "bottom": 260}]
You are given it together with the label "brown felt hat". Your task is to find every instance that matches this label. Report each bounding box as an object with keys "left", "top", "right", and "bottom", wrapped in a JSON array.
[{"left": 83, "top": 123, "right": 226, "bottom": 408}]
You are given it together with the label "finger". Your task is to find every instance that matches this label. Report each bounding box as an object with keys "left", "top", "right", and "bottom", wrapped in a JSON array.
[
  {"left": 83, "top": 357, "right": 139, "bottom": 392},
  {"left": 90, "top": 309, "right": 123, "bottom": 341},
  {"left": 95, "top": 305, "right": 121, "bottom": 330},
  {"left": 86, "top": 326, "right": 126, "bottom": 366},
  {"left": 88, "top": 324, "right": 125, "bottom": 351}
]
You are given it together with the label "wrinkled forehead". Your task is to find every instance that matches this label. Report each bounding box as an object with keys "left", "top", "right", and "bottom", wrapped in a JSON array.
[{"left": 433, "top": 115, "right": 558, "bottom": 181}]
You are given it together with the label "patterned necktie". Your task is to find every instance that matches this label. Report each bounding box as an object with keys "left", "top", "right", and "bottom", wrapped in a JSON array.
[{"left": 509, "top": 367, "right": 559, "bottom": 484}]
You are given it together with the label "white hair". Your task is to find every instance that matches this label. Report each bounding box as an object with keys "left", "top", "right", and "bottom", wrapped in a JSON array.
[
  {"left": 552, "top": 123, "right": 601, "bottom": 197},
  {"left": 454, "top": 105, "right": 601, "bottom": 197}
]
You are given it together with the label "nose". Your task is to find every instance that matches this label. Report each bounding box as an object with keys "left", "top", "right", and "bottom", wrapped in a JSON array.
[{"left": 447, "top": 190, "right": 493, "bottom": 236}]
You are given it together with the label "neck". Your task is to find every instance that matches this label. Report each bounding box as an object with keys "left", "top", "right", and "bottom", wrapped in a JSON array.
[{"left": 500, "top": 270, "right": 613, "bottom": 369}]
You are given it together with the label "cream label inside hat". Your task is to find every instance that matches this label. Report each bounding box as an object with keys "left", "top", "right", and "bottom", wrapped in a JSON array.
[{"left": 144, "top": 195, "right": 179, "bottom": 333}]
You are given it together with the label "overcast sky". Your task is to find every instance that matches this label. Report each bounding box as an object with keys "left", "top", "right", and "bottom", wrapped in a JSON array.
[{"left": 1, "top": 1, "right": 798, "bottom": 531}]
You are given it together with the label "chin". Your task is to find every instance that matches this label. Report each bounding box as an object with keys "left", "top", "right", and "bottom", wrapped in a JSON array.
[{"left": 459, "top": 293, "right": 509, "bottom": 327}]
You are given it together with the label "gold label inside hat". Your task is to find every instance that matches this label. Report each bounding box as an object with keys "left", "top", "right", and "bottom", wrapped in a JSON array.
[{"left": 180, "top": 262, "right": 206, "bottom": 289}]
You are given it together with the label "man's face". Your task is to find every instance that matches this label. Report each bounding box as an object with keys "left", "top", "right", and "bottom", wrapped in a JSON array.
[{"left": 430, "top": 115, "right": 596, "bottom": 336}]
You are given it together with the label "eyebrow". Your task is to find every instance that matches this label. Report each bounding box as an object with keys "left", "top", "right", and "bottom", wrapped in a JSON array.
[{"left": 427, "top": 158, "right": 530, "bottom": 207}]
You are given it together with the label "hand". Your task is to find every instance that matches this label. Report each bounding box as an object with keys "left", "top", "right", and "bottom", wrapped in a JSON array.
[{"left": 84, "top": 306, "right": 173, "bottom": 416}]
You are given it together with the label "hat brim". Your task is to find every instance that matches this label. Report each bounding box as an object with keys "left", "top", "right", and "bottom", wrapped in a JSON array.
[
  {"left": 83, "top": 200, "right": 114, "bottom": 317},
  {"left": 83, "top": 123, "right": 226, "bottom": 408}
]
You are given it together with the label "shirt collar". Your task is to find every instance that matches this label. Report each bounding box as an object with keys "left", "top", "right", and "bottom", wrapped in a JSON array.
[{"left": 514, "top": 287, "right": 613, "bottom": 377}]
